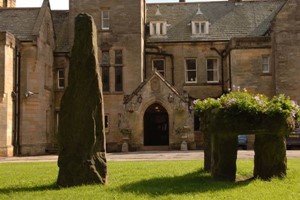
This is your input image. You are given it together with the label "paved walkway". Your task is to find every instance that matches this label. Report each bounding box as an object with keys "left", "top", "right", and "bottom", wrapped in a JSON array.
[{"left": 1, "top": 150, "right": 300, "bottom": 163}]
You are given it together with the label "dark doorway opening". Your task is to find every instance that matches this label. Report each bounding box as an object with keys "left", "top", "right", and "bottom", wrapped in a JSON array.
[{"left": 144, "top": 103, "right": 169, "bottom": 146}]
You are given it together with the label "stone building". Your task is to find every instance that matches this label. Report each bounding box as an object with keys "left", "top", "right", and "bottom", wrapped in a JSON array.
[{"left": 0, "top": 0, "right": 299, "bottom": 156}]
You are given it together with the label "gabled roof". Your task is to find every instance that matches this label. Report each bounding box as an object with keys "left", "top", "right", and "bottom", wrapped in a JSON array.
[
  {"left": 124, "top": 72, "right": 186, "bottom": 104},
  {"left": 52, "top": 10, "right": 69, "bottom": 52},
  {"left": 146, "top": 0, "right": 286, "bottom": 42},
  {"left": 0, "top": 8, "right": 40, "bottom": 41}
]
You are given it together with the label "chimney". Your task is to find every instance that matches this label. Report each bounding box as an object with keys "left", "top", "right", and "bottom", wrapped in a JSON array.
[
  {"left": 179, "top": 0, "right": 186, "bottom": 2},
  {"left": 0, "top": 0, "right": 16, "bottom": 8}
]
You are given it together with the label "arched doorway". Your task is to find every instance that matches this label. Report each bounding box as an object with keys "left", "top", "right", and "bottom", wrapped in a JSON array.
[{"left": 144, "top": 103, "right": 169, "bottom": 146}]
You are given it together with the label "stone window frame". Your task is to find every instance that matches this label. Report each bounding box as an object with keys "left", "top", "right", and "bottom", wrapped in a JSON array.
[
  {"left": 262, "top": 55, "right": 270, "bottom": 74},
  {"left": 57, "top": 68, "right": 65, "bottom": 89},
  {"left": 185, "top": 58, "right": 197, "bottom": 83},
  {"left": 192, "top": 21, "right": 209, "bottom": 35},
  {"left": 150, "top": 21, "right": 167, "bottom": 36},
  {"left": 152, "top": 59, "right": 166, "bottom": 77},
  {"left": 206, "top": 58, "right": 219, "bottom": 83},
  {"left": 101, "top": 9, "right": 110, "bottom": 30}
]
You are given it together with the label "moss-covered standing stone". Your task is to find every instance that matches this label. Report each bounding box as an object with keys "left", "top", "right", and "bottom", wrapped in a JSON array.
[
  {"left": 211, "top": 133, "right": 238, "bottom": 181},
  {"left": 254, "top": 134, "right": 287, "bottom": 180},
  {"left": 57, "top": 13, "right": 107, "bottom": 187}
]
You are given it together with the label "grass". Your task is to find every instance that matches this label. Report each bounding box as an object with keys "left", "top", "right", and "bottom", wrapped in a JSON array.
[{"left": 0, "top": 159, "right": 300, "bottom": 200}]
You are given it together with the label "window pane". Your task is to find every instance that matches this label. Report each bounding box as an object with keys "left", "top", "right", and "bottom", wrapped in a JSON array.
[
  {"left": 195, "top": 23, "right": 200, "bottom": 34},
  {"left": 102, "top": 66, "right": 109, "bottom": 92},
  {"left": 201, "top": 23, "right": 205, "bottom": 33},
  {"left": 262, "top": 56, "right": 270, "bottom": 73},
  {"left": 103, "top": 11, "right": 109, "bottom": 18},
  {"left": 153, "top": 59, "right": 165, "bottom": 77},
  {"left": 187, "top": 71, "right": 196, "bottom": 82},
  {"left": 115, "top": 50, "right": 123, "bottom": 65},
  {"left": 57, "top": 69, "right": 65, "bottom": 88},
  {"left": 115, "top": 66, "right": 123, "bottom": 91},
  {"left": 185, "top": 59, "right": 197, "bottom": 82},
  {"left": 186, "top": 59, "right": 196, "bottom": 70},
  {"left": 102, "top": 10, "right": 110, "bottom": 29},
  {"left": 207, "top": 59, "right": 218, "bottom": 82},
  {"left": 105, "top": 115, "right": 109, "bottom": 128},
  {"left": 102, "top": 51, "right": 109, "bottom": 65},
  {"left": 207, "top": 71, "right": 214, "bottom": 82},
  {"left": 207, "top": 59, "right": 216, "bottom": 70}
]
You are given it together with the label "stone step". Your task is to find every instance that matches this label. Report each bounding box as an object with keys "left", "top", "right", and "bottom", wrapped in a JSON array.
[{"left": 140, "top": 145, "right": 170, "bottom": 151}]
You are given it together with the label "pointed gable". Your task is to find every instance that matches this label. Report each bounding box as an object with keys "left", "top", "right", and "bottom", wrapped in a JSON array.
[{"left": 124, "top": 72, "right": 186, "bottom": 105}]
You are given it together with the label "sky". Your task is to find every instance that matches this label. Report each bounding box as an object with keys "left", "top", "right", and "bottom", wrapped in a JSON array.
[{"left": 16, "top": 0, "right": 226, "bottom": 10}]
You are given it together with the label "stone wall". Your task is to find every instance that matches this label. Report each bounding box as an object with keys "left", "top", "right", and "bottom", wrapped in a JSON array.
[
  {"left": 69, "top": 0, "right": 145, "bottom": 93},
  {"left": 18, "top": 7, "right": 56, "bottom": 155},
  {"left": 0, "top": 32, "right": 15, "bottom": 157},
  {"left": 68, "top": 0, "right": 145, "bottom": 152},
  {"left": 0, "top": 0, "right": 16, "bottom": 8},
  {"left": 272, "top": 0, "right": 300, "bottom": 103},
  {"left": 145, "top": 42, "right": 227, "bottom": 99}
]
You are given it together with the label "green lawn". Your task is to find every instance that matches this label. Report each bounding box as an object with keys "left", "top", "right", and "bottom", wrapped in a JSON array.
[{"left": 0, "top": 159, "right": 300, "bottom": 200}]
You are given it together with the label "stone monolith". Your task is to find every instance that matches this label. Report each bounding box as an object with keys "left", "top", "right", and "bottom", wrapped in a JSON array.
[{"left": 57, "top": 13, "right": 107, "bottom": 187}]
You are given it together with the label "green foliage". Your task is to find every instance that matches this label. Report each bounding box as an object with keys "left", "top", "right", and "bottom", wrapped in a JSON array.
[
  {"left": 194, "top": 91, "right": 300, "bottom": 123},
  {"left": 267, "top": 94, "right": 300, "bottom": 121}
]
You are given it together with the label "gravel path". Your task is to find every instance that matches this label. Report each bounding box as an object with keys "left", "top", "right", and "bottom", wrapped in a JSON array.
[{"left": 1, "top": 150, "right": 300, "bottom": 163}]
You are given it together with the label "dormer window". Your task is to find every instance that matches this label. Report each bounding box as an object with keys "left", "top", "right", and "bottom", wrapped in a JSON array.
[
  {"left": 192, "top": 21, "right": 209, "bottom": 35},
  {"left": 150, "top": 21, "right": 167, "bottom": 36}
]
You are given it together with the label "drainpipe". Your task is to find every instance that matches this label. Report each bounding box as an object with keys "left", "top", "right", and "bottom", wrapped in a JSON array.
[
  {"left": 12, "top": 45, "right": 21, "bottom": 156},
  {"left": 228, "top": 51, "right": 232, "bottom": 90},
  {"left": 210, "top": 47, "right": 225, "bottom": 94},
  {"left": 145, "top": 51, "right": 175, "bottom": 85}
]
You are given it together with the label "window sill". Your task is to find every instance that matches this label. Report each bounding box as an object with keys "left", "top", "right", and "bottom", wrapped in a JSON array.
[
  {"left": 103, "top": 92, "right": 124, "bottom": 95},
  {"left": 190, "top": 34, "right": 208, "bottom": 37},
  {"left": 149, "top": 35, "right": 168, "bottom": 39},
  {"left": 55, "top": 88, "right": 65, "bottom": 92},
  {"left": 183, "top": 82, "right": 221, "bottom": 86},
  {"left": 99, "top": 29, "right": 111, "bottom": 33},
  {"left": 261, "top": 73, "right": 272, "bottom": 76}
]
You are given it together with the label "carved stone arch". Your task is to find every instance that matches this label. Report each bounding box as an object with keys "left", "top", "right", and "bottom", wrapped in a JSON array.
[{"left": 138, "top": 97, "right": 174, "bottom": 147}]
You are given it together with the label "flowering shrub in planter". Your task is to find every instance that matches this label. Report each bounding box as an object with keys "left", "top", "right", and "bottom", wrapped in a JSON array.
[
  {"left": 193, "top": 91, "right": 300, "bottom": 181},
  {"left": 194, "top": 92, "right": 300, "bottom": 134}
]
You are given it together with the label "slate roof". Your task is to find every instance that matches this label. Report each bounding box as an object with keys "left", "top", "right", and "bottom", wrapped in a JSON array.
[
  {"left": 0, "top": 8, "right": 40, "bottom": 41},
  {"left": 146, "top": 0, "right": 286, "bottom": 42},
  {"left": 52, "top": 10, "right": 69, "bottom": 52}
]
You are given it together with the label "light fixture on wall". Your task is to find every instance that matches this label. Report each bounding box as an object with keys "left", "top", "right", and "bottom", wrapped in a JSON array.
[
  {"left": 25, "top": 91, "right": 39, "bottom": 98},
  {"left": 168, "top": 93, "right": 174, "bottom": 103}
]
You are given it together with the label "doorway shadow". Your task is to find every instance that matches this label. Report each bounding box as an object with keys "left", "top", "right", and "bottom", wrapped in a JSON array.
[{"left": 117, "top": 168, "right": 253, "bottom": 197}]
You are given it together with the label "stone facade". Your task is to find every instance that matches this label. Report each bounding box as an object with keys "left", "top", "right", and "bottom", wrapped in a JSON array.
[
  {"left": 0, "top": 0, "right": 300, "bottom": 156},
  {"left": 0, "top": 32, "right": 15, "bottom": 156},
  {"left": 272, "top": 0, "right": 300, "bottom": 103}
]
